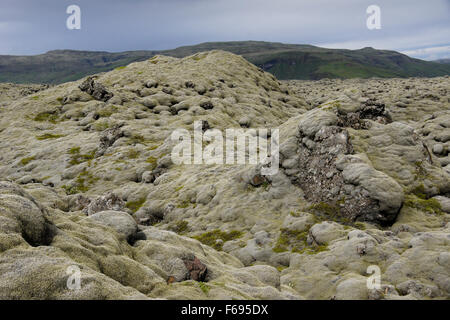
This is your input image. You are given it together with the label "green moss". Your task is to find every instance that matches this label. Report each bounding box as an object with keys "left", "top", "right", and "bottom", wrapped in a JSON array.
[
  {"left": 168, "top": 220, "right": 189, "bottom": 234},
  {"left": 62, "top": 169, "right": 99, "bottom": 195},
  {"left": 126, "top": 149, "right": 140, "bottom": 159},
  {"left": 33, "top": 111, "right": 59, "bottom": 123},
  {"left": 126, "top": 197, "right": 146, "bottom": 213},
  {"left": 273, "top": 228, "right": 309, "bottom": 253},
  {"left": 298, "top": 243, "right": 329, "bottom": 255},
  {"left": 307, "top": 202, "right": 340, "bottom": 218},
  {"left": 177, "top": 200, "right": 190, "bottom": 209},
  {"left": 192, "top": 54, "right": 206, "bottom": 61},
  {"left": 128, "top": 134, "right": 145, "bottom": 145},
  {"left": 20, "top": 156, "right": 36, "bottom": 166},
  {"left": 197, "top": 282, "right": 210, "bottom": 295},
  {"left": 35, "top": 133, "right": 64, "bottom": 140},
  {"left": 68, "top": 147, "right": 80, "bottom": 154},
  {"left": 31, "top": 96, "right": 39, "bottom": 100},
  {"left": 175, "top": 185, "right": 184, "bottom": 192},
  {"left": 115, "top": 66, "right": 126, "bottom": 70},
  {"left": 261, "top": 180, "right": 270, "bottom": 191},
  {"left": 68, "top": 147, "right": 96, "bottom": 165},
  {"left": 410, "top": 184, "right": 427, "bottom": 200},
  {"left": 404, "top": 195, "right": 443, "bottom": 215},
  {"left": 246, "top": 180, "right": 271, "bottom": 192},
  {"left": 192, "top": 229, "right": 243, "bottom": 251},
  {"left": 148, "top": 144, "right": 160, "bottom": 151},
  {"left": 92, "top": 120, "right": 111, "bottom": 131},
  {"left": 97, "top": 105, "right": 119, "bottom": 118},
  {"left": 146, "top": 156, "right": 158, "bottom": 170},
  {"left": 354, "top": 222, "right": 366, "bottom": 230}
]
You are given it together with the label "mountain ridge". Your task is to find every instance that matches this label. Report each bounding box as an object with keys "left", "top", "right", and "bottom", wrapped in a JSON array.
[{"left": 1, "top": 41, "right": 449, "bottom": 84}]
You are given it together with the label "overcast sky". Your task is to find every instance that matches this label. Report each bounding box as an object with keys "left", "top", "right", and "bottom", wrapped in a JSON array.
[{"left": 1, "top": 0, "right": 449, "bottom": 60}]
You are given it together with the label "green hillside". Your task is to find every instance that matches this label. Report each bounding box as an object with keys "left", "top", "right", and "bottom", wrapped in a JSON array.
[{"left": 1, "top": 41, "right": 449, "bottom": 84}]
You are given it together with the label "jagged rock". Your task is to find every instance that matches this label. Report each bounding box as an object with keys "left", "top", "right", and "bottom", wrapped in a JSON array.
[
  {"left": 183, "top": 256, "right": 208, "bottom": 281},
  {"left": 84, "top": 193, "right": 125, "bottom": 215},
  {"left": 277, "top": 107, "right": 403, "bottom": 224},
  {"left": 67, "top": 194, "right": 91, "bottom": 211},
  {"left": 96, "top": 125, "right": 124, "bottom": 156},
  {"left": 79, "top": 77, "right": 114, "bottom": 102}
]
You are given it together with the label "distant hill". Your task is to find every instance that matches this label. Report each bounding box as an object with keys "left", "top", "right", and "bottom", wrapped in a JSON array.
[
  {"left": 434, "top": 58, "right": 450, "bottom": 64},
  {"left": 0, "top": 50, "right": 158, "bottom": 84},
  {"left": 1, "top": 41, "right": 449, "bottom": 84}
]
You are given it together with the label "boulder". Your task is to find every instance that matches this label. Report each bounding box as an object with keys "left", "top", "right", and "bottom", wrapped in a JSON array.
[{"left": 87, "top": 210, "right": 137, "bottom": 240}]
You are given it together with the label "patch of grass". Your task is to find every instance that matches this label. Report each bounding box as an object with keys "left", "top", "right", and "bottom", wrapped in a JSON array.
[
  {"left": 307, "top": 202, "right": 337, "bottom": 216},
  {"left": 20, "top": 156, "right": 36, "bottom": 166},
  {"left": 146, "top": 156, "right": 158, "bottom": 170},
  {"left": 354, "top": 222, "right": 366, "bottom": 230},
  {"left": 126, "top": 197, "right": 146, "bottom": 213},
  {"left": 276, "top": 266, "right": 287, "bottom": 272},
  {"left": 261, "top": 180, "right": 270, "bottom": 191},
  {"left": 68, "top": 147, "right": 96, "bottom": 165},
  {"left": 192, "top": 54, "right": 206, "bottom": 61},
  {"left": 115, "top": 66, "right": 126, "bottom": 70},
  {"left": 192, "top": 229, "right": 243, "bottom": 251},
  {"left": 31, "top": 96, "right": 39, "bottom": 100},
  {"left": 126, "top": 148, "right": 140, "bottom": 159},
  {"left": 62, "top": 169, "right": 98, "bottom": 195},
  {"left": 177, "top": 200, "right": 191, "bottom": 209},
  {"left": 147, "top": 144, "right": 160, "bottom": 151},
  {"left": 97, "top": 105, "right": 119, "bottom": 118},
  {"left": 273, "top": 228, "right": 309, "bottom": 253},
  {"left": 306, "top": 202, "right": 358, "bottom": 226},
  {"left": 36, "top": 133, "right": 64, "bottom": 140},
  {"left": 404, "top": 195, "right": 443, "bottom": 215},
  {"left": 197, "top": 282, "right": 210, "bottom": 295},
  {"left": 92, "top": 120, "right": 111, "bottom": 131},
  {"left": 68, "top": 147, "right": 80, "bottom": 154},
  {"left": 33, "top": 111, "right": 59, "bottom": 123},
  {"left": 414, "top": 161, "right": 427, "bottom": 179},
  {"left": 410, "top": 184, "right": 427, "bottom": 199},
  {"left": 168, "top": 220, "right": 189, "bottom": 234},
  {"left": 128, "top": 134, "right": 145, "bottom": 145},
  {"left": 295, "top": 243, "right": 329, "bottom": 255}
]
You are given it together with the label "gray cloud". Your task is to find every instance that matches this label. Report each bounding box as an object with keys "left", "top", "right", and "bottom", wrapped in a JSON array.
[{"left": 0, "top": 0, "right": 449, "bottom": 60}]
